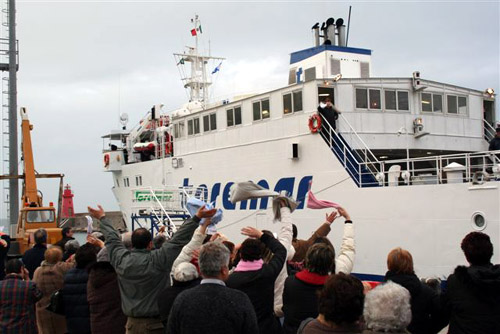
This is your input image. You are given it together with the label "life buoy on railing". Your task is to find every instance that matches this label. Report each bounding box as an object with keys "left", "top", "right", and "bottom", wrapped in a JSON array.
[
  {"left": 308, "top": 114, "right": 322, "bottom": 133},
  {"left": 104, "top": 154, "right": 110, "bottom": 167}
]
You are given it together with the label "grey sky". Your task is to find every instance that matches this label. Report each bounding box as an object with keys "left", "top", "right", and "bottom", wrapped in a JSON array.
[{"left": 2, "top": 1, "right": 498, "bottom": 219}]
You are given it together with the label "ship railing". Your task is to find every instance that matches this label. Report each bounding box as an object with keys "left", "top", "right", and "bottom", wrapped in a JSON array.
[
  {"left": 318, "top": 113, "right": 381, "bottom": 187},
  {"left": 360, "top": 150, "right": 500, "bottom": 186},
  {"left": 483, "top": 120, "right": 497, "bottom": 142},
  {"left": 130, "top": 186, "right": 178, "bottom": 233}
]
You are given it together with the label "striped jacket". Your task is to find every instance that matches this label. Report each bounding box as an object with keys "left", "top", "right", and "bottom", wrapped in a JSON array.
[{"left": 0, "top": 274, "right": 42, "bottom": 334}]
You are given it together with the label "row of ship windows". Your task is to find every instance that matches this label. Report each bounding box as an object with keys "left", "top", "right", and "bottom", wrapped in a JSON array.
[
  {"left": 115, "top": 175, "right": 142, "bottom": 188},
  {"left": 173, "top": 90, "right": 303, "bottom": 138},
  {"left": 172, "top": 88, "right": 469, "bottom": 138},
  {"left": 355, "top": 88, "right": 468, "bottom": 115}
]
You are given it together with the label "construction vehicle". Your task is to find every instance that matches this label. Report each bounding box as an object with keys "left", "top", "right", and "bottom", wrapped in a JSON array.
[{"left": 1, "top": 107, "right": 64, "bottom": 255}]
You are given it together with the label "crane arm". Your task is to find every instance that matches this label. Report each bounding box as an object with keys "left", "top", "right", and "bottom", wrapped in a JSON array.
[{"left": 20, "top": 107, "right": 40, "bottom": 206}]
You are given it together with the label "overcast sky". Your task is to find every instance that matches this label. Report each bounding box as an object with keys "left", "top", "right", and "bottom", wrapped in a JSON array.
[{"left": 0, "top": 0, "right": 498, "bottom": 222}]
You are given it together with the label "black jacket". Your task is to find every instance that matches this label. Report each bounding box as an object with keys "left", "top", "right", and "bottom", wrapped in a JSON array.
[
  {"left": 166, "top": 283, "right": 258, "bottom": 334},
  {"left": 226, "top": 233, "right": 286, "bottom": 334},
  {"left": 63, "top": 267, "right": 91, "bottom": 334},
  {"left": 317, "top": 105, "right": 339, "bottom": 130},
  {"left": 158, "top": 278, "right": 200, "bottom": 325},
  {"left": 55, "top": 236, "right": 75, "bottom": 250},
  {"left": 22, "top": 244, "right": 47, "bottom": 279},
  {"left": 385, "top": 271, "right": 447, "bottom": 334},
  {"left": 282, "top": 270, "right": 328, "bottom": 334},
  {"left": 489, "top": 137, "right": 500, "bottom": 151},
  {"left": 0, "top": 234, "right": 10, "bottom": 280},
  {"left": 442, "top": 264, "right": 500, "bottom": 334}
]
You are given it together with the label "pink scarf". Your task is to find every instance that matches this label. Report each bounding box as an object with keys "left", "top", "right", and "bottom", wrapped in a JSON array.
[
  {"left": 306, "top": 188, "right": 340, "bottom": 209},
  {"left": 234, "top": 259, "right": 264, "bottom": 272}
]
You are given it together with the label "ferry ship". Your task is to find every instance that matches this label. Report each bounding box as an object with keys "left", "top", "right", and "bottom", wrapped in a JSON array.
[{"left": 102, "top": 15, "right": 499, "bottom": 280}]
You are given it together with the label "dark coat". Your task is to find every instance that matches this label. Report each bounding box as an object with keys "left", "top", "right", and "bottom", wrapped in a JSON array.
[
  {"left": 55, "top": 236, "right": 75, "bottom": 250},
  {"left": 87, "top": 262, "right": 126, "bottom": 334},
  {"left": 0, "top": 234, "right": 10, "bottom": 280},
  {"left": 283, "top": 270, "right": 328, "bottom": 334},
  {"left": 166, "top": 282, "right": 258, "bottom": 334},
  {"left": 63, "top": 267, "right": 91, "bottom": 334},
  {"left": 226, "top": 233, "right": 287, "bottom": 334},
  {"left": 158, "top": 278, "right": 201, "bottom": 325},
  {"left": 317, "top": 105, "right": 340, "bottom": 130},
  {"left": 22, "top": 244, "right": 47, "bottom": 279},
  {"left": 442, "top": 264, "right": 500, "bottom": 334},
  {"left": 385, "top": 271, "right": 447, "bottom": 334},
  {"left": 489, "top": 136, "right": 500, "bottom": 151}
]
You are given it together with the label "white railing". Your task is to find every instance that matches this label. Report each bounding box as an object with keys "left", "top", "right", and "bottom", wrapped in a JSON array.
[
  {"left": 318, "top": 113, "right": 380, "bottom": 186},
  {"left": 484, "top": 120, "right": 497, "bottom": 142},
  {"left": 361, "top": 150, "right": 500, "bottom": 187}
]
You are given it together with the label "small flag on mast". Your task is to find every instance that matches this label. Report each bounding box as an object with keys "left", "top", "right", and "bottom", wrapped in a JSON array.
[
  {"left": 212, "top": 62, "right": 222, "bottom": 74},
  {"left": 177, "top": 58, "right": 185, "bottom": 65},
  {"left": 191, "top": 28, "right": 197, "bottom": 36},
  {"left": 197, "top": 25, "right": 202, "bottom": 34}
]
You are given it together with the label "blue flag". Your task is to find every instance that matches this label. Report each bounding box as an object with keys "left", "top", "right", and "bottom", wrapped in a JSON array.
[{"left": 212, "top": 62, "right": 222, "bottom": 74}]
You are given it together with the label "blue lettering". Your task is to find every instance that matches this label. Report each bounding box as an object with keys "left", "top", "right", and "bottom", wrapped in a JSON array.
[
  {"left": 249, "top": 180, "right": 270, "bottom": 210},
  {"left": 296, "top": 176, "right": 313, "bottom": 209},
  {"left": 210, "top": 183, "right": 221, "bottom": 204},
  {"left": 274, "top": 177, "right": 295, "bottom": 197},
  {"left": 222, "top": 182, "right": 235, "bottom": 210}
]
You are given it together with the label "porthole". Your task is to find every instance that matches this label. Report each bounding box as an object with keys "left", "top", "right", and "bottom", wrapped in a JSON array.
[{"left": 471, "top": 212, "right": 487, "bottom": 231}]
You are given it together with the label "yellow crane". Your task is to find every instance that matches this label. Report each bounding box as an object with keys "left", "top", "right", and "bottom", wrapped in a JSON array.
[{"left": 0, "top": 107, "right": 65, "bottom": 254}]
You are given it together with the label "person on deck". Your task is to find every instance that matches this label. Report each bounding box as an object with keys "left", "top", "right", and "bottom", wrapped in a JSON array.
[
  {"left": 88, "top": 204, "right": 216, "bottom": 334},
  {"left": 488, "top": 127, "right": 500, "bottom": 151},
  {"left": 317, "top": 97, "right": 341, "bottom": 132}
]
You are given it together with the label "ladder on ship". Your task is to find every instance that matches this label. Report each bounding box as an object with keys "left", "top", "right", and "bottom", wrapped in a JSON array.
[
  {"left": 318, "top": 114, "right": 380, "bottom": 188},
  {"left": 130, "top": 186, "right": 207, "bottom": 236}
]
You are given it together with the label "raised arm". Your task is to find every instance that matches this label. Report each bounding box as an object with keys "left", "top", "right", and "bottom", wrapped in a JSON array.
[
  {"left": 334, "top": 207, "right": 355, "bottom": 274},
  {"left": 241, "top": 226, "right": 287, "bottom": 279},
  {"left": 88, "top": 205, "right": 128, "bottom": 269},
  {"left": 153, "top": 206, "right": 216, "bottom": 271},
  {"left": 171, "top": 218, "right": 211, "bottom": 275}
]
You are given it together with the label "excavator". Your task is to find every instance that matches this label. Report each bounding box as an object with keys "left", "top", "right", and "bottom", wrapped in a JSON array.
[{"left": 2, "top": 107, "right": 65, "bottom": 254}]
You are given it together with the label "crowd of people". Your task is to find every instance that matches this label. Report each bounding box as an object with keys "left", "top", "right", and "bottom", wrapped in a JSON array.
[{"left": 0, "top": 199, "right": 499, "bottom": 334}]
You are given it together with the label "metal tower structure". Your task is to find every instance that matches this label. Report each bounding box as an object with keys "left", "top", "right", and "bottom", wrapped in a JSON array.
[{"left": 0, "top": 0, "right": 18, "bottom": 232}]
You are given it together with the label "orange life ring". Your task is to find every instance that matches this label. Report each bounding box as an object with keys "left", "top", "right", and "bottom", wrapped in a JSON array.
[
  {"left": 104, "top": 154, "right": 110, "bottom": 167},
  {"left": 308, "top": 114, "right": 322, "bottom": 133}
]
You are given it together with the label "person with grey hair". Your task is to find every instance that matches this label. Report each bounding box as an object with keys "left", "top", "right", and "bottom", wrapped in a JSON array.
[
  {"left": 63, "top": 239, "right": 80, "bottom": 261},
  {"left": 166, "top": 242, "right": 258, "bottom": 334},
  {"left": 121, "top": 231, "right": 133, "bottom": 249},
  {"left": 22, "top": 228, "right": 48, "bottom": 279},
  {"left": 363, "top": 281, "right": 412, "bottom": 333}
]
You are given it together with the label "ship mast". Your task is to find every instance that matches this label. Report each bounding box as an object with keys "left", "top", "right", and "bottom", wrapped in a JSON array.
[{"left": 174, "top": 15, "right": 224, "bottom": 108}]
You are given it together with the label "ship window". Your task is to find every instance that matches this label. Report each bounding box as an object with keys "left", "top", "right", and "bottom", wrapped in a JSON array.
[
  {"left": 369, "top": 89, "right": 381, "bottom": 109},
  {"left": 288, "top": 67, "right": 297, "bottom": 85},
  {"left": 226, "top": 107, "right": 242, "bottom": 127},
  {"left": 356, "top": 88, "right": 368, "bottom": 109},
  {"left": 253, "top": 99, "right": 270, "bottom": 121},
  {"left": 135, "top": 175, "right": 142, "bottom": 186},
  {"left": 283, "top": 94, "right": 292, "bottom": 114},
  {"left": 115, "top": 178, "right": 120, "bottom": 188},
  {"left": 433, "top": 94, "right": 443, "bottom": 113},
  {"left": 385, "top": 91, "right": 397, "bottom": 110},
  {"left": 203, "top": 113, "right": 217, "bottom": 132},
  {"left": 331, "top": 59, "right": 341, "bottom": 76},
  {"left": 123, "top": 177, "right": 129, "bottom": 187},
  {"left": 283, "top": 90, "right": 303, "bottom": 115},
  {"left": 173, "top": 122, "right": 185, "bottom": 138},
  {"left": 421, "top": 93, "right": 443, "bottom": 113},
  {"left": 398, "top": 91, "right": 409, "bottom": 111},
  {"left": 187, "top": 118, "right": 200, "bottom": 136},
  {"left": 385, "top": 90, "right": 409, "bottom": 111},
  {"left": 446, "top": 95, "right": 467, "bottom": 115},
  {"left": 360, "top": 62, "right": 370, "bottom": 78}
]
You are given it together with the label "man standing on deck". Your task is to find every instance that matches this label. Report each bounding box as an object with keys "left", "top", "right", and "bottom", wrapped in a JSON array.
[
  {"left": 489, "top": 127, "right": 500, "bottom": 151},
  {"left": 88, "top": 204, "right": 216, "bottom": 334},
  {"left": 317, "top": 97, "right": 341, "bottom": 132}
]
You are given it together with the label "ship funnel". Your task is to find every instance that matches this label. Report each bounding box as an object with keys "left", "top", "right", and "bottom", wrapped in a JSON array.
[
  {"left": 325, "top": 17, "right": 336, "bottom": 45},
  {"left": 312, "top": 22, "right": 320, "bottom": 47},
  {"left": 336, "top": 18, "right": 346, "bottom": 47}
]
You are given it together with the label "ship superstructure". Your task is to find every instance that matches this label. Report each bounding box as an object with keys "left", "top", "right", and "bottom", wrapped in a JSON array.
[{"left": 102, "top": 16, "right": 499, "bottom": 280}]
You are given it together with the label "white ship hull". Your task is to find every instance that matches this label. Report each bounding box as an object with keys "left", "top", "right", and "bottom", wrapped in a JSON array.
[{"left": 110, "top": 130, "right": 500, "bottom": 280}]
